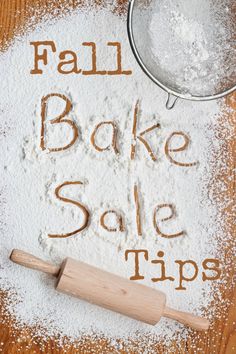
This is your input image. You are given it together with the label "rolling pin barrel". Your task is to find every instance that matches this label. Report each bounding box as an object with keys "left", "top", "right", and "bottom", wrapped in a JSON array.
[{"left": 56, "top": 257, "right": 166, "bottom": 325}]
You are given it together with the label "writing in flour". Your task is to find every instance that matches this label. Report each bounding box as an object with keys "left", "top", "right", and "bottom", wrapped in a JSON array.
[
  {"left": 0, "top": 6, "right": 227, "bottom": 344},
  {"left": 37, "top": 88, "right": 221, "bottom": 287}
]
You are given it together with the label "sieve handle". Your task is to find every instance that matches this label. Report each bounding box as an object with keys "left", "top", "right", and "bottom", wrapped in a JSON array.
[{"left": 166, "top": 93, "right": 178, "bottom": 110}]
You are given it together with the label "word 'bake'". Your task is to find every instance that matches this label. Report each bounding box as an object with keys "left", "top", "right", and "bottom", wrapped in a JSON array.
[
  {"left": 30, "top": 41, "right": 132, "bottom": 75},
  {"left": 40, "top": 93, "right": 198, "bottom": 166}
]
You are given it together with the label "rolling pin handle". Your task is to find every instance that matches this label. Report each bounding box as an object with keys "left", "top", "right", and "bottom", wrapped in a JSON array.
[
  {"left": 10, "top": 249, "right": 60, "bottom": 277},
  {"left": 163, "top": 306, "right": 210, "bottom": 331}
]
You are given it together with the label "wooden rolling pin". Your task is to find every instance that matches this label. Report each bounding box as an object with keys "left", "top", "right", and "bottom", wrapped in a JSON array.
[{"left": 10, "top": 249, "right": 209, "bottom": 331}]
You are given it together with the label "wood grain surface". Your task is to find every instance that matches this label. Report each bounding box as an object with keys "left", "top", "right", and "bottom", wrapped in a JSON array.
[{"left": 0, "top": 1, "right": 235, "bottom": 353}]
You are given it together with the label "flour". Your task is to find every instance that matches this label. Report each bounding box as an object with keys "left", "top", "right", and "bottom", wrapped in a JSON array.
[
  {"left": 0, "top": 5, "right": 231, "bottom": 349},
  {"left": 148, "top": 0, "right": 235, "bottom": 96}
]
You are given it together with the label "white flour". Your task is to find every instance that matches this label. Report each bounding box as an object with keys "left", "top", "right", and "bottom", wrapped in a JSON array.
[
  {"left": 148, "top": 0, "right": 235, "bottom": 96},
  {"left": 0, "top": 6, "right": 231, "bottom": 348}
]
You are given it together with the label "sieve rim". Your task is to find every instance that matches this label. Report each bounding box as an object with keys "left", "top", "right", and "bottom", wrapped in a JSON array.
[{"left": 127, "top": 0, "right": 236, "bottom": 102}]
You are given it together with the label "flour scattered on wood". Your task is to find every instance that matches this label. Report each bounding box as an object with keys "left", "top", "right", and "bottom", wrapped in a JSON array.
[{"left": 0, "top": 5, "right": 233, "bottom": 349}]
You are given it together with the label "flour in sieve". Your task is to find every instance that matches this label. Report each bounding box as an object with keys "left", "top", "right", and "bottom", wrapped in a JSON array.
[{"left": 148, "top": 0, "right": 235, "bottom": 96}]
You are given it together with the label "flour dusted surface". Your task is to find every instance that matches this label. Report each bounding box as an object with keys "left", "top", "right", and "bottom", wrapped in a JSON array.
[{"left": 0, "top": 7, "right": 225, "bottom": 345}]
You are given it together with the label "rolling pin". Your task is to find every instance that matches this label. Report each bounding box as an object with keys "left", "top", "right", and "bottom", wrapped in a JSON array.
[{"left": 10, "top": 249, "right": 209, "bottom": 331}]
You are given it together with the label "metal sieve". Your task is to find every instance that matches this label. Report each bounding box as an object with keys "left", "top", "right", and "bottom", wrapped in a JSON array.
[{"left": 127, "top": 0, "right": 236, "bottom": 109}]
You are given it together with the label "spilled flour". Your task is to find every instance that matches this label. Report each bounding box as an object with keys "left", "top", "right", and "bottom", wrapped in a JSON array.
[{"left": 0, "top": 5, "right": 232, "bottom": 350}]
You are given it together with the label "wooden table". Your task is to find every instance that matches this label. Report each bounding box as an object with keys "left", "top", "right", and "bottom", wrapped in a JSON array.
[{"left": 0, "top": 1, "right": 235, "bottom": 352}]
